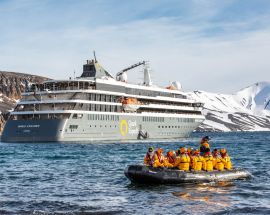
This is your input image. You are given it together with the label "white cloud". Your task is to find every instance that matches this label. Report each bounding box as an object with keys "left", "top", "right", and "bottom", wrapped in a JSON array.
[{"left": 0, "top": 1, "right": 269, "bottom": 93}]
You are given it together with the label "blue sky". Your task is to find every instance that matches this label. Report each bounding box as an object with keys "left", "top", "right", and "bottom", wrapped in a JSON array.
[{"left": 0, "top": 0, "right": 270, "bottom": 93}]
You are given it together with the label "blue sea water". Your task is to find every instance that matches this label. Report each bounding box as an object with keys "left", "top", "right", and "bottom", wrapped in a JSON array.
[{"left": 0, "top": 132, "right": 270, "bottom": 215}]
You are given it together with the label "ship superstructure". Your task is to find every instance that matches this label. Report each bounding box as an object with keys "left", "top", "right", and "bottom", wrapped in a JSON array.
[{"left": 2, "top": 57, "right": 204, "bottom": 142}]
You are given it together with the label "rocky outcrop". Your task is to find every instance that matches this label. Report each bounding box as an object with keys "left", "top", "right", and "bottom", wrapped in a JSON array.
[{"left": 0, "top": 71, "right": 48, "bottom": 132}]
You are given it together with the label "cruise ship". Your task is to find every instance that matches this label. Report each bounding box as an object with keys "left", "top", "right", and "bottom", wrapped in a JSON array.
[{"left": 1, "top": 57, "right": 205, "bottom": 142}]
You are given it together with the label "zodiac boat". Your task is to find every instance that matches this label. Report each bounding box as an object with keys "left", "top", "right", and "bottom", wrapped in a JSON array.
[{"left": 124, "top": 164, "right": 251, "bottom": 184}]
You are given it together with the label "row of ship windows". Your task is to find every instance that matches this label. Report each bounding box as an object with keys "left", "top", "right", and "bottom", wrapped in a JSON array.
[
  {"left": 79, "top": 104, "right": 121, "bottom": 112},
  {"left": 73, "top": 114, "right": 120, "bottom": 121},
  {"left": 142, "top": 116, "right": 165, "bottom": 122},
  {"left": 158, "top": 125, "right": 193, "bottom": 129},
  {"left": 69, "top": 124, "right": 118, "bottom": 130},
  {"left": 88, "top": 114, "right": 120, "bottom": 121},
  {"left": 68, "top": 125, "right": 192, "bottom": 131},
  {"left": 143, "top": 117, "right": 195, "bottom": 123},
  {"left": 73, "top": 114, "right": 195, "bottom": 123}
]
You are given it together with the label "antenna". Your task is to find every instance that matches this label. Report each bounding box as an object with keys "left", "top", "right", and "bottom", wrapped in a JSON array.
[
  {"left": 93, "top": 51, "right": 97, "bottom": 62},
  {"left": 73, "top": 70, "right": 76, "bottom": 79}
]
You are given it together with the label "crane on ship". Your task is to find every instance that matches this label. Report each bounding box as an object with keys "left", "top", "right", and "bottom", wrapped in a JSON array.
[
  {"left": 116, "top": 61, "right": 146, "bottom": 81},
  {"left": 116, "top": 61, "right": 152, "bottom": 86}
]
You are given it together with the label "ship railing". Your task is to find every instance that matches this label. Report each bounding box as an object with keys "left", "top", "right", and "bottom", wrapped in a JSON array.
[{"left": 26, "top": 84, "right": 95, "bottom": 93}]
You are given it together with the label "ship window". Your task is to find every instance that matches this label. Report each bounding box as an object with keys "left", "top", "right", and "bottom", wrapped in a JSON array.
[
  {"left": 92, "top": 104, "right": 95, "bottom": 111},
  {"left": 72, "top": 114, "right": 78, "bottom": 119},
  {"left": 69, "top": 125, "right": 78, "bottom": 129},
  {"left": 90, "top": 94, "right": 95, "bottom": 101},
  {"left": 96, "top": 104, "right": 100, "bottom": 111},
  {"left": 101, "top": 105, "right": 105, "bottom": 112}
]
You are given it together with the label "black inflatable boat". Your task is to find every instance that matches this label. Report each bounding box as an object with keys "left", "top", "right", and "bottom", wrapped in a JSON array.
[{"left": 125, "top": 165, "right": 251, "bottom": 184}]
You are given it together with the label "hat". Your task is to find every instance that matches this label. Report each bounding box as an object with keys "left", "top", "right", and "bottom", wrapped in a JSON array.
[
  {"left": 220, "top": 148, "right": 227, "bottom": 154},
  {"left": 157, "top": 148, "right": 164, "bottom": 153},
  {"left": 148, "top": 147, "right": 154, "bottom": 152},
  {"left": 180, "top": 147, "right": 186, "bottom": 154},
  {"left": 203, "top": 136, "right": 210, "bottom": 141},
  {"left": 167, "top": 150, "right": 174, "bottom": 157}
]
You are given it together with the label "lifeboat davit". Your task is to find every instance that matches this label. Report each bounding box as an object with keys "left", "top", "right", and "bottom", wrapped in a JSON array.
[{"left": 125, "top": 165, "right": 251, "bottom": 184}]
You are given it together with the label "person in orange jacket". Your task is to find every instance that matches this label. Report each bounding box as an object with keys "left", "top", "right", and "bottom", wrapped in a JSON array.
[
  {"left": 177, "top": 147, "right": 191, "bottom": 171},
  {"left": 191, "top": 149, "right": 204, "bottom": 171},
  {"left": 144, "top": 147, "right": 154, "bottom": 166},
  {"left": 220, "top": 148, "right": 232, "bottom": 170},
  {"left": 203, "top": 148, "right": 214, "bottom": 171},
  {"left": 212, "top": 149, "right": 225, "bottom": 171},
  {"left": 164, "top": 150, "right": 177, "bottom": 168},
  {"left": 200, "top": 136, "right": 210, "bottom": 156},
  {"left": 152, "top": 148, "right": 165, "bottom": 168}
]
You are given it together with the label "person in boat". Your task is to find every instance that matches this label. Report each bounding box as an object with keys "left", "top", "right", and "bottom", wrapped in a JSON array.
[
  {"left": 164, "top": 150, "right": 177, "bottom": 168},
  {"left": 144, "top": 147, "right": 154, "bottom": 166},
  {"left": 220, "top": 148, "right": 232, "bottom": 170},
  {"left": 212, "top": 148, "right": 218, "bottom": 167},
  {"left": 212, "top": 149, "right": 225, "bottom": 171},
  {"left": 188, "top": 148, "right": 196, "bottom": 170},
  {"left": 203, "top": 148, "right": 214, "bottom": 171},
  {"left": 187, "top": 147, "right": 193, "bottom": 156},
  {"left": 200, "top": 136, "right": 210, "bottom": 155},
  {"left": 177, "top": 147, "right": 191, "bottom": 171},
  {"left": 191, "top": 149, "right": 204, "bottom": 171},
  {"left": 152, "top": 148, "right": 165, "bottom": 168},
  {"left": 175, "top": 149, "right": 181, "bottom": 157}
]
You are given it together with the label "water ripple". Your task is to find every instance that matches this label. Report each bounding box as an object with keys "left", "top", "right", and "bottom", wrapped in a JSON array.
[{"left": 0, "top": 132, "right": 269, "bottom": 214}]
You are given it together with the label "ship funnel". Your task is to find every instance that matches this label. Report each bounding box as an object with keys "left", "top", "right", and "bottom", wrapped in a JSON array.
[{"left": 143, "top": 63, "right": 152, "bottom": 86}]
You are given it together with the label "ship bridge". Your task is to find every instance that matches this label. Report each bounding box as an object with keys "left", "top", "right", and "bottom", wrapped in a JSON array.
[{"left": 81, "top": 59, "right": 114, "bottom": 79}]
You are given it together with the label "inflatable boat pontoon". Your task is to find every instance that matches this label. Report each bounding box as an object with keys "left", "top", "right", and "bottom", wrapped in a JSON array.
[{"left": 125, "top": 165, "right": 251, "bottom": 184}]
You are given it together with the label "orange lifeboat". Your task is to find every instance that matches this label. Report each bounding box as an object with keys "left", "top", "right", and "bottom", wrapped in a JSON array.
[{"left": 122, "top": 98, "right": 141, "bottom": 112}]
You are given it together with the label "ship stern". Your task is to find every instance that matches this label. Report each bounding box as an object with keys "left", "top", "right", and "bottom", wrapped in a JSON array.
[{"left": 1, "top": 119, "right": 67, "bottom": 143}]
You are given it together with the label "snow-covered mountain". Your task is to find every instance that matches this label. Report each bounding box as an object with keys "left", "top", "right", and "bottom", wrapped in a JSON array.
[{"left": 190, "top": 82, "right": 270, "bottom": 132}]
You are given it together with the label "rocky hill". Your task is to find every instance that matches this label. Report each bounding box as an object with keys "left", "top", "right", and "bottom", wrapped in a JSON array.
[
  {"left": 0, "top": 71, "right": 48, "bottom": 131},
  {"left": 189, "top": 82, "right": 270, "bottom": 131}
]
